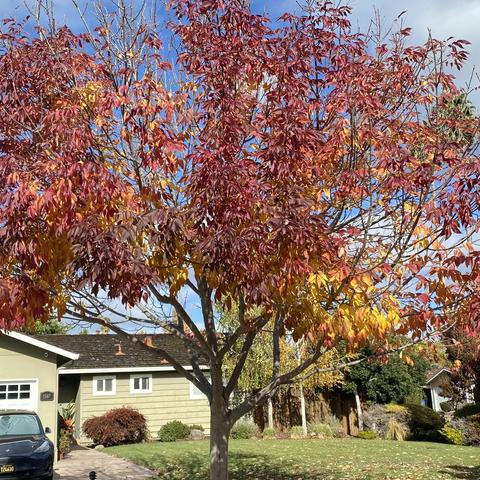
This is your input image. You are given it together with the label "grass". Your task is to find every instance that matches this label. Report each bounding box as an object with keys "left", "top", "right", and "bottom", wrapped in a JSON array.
[{"left": 107, "top": 438, "right": 480, "bottom": 480}]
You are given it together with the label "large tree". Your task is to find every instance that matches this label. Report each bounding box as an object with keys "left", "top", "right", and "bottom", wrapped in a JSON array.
[
  {"left": 1, "top": 1, "right": 480, "bottom": 478},
  {"left": 443, "top": 327, "right": 480, "bottom": 404},
  {"left": 24, "top": 318, "right": 70, "bottom": 335},
  {"left": 342, "top": 344, "right": 432, "bottom": 405}
]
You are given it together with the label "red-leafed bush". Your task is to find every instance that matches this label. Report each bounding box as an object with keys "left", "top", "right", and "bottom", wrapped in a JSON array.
[{"left": 82, "top": 407, "right": 148, "bottom": 446}]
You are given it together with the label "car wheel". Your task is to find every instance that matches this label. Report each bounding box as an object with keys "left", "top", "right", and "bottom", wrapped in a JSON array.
[{"left": 41, "top": 475, "right": 53, "bottom": 480}]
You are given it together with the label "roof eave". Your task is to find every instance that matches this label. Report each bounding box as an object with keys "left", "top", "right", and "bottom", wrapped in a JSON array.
[
  {"left": 425, "top": 368, "right": 451, "bottom": 384},
  {"left": 59, "top": 365, "right": 210, "bottom": 374},
  {"left": 2, "top": 331, "right": 80, "bottom": 360}
]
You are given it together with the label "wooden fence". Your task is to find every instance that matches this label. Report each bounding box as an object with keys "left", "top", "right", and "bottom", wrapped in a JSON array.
[{"left": 252, "top": 387, "right": 359, "bottom": 436}]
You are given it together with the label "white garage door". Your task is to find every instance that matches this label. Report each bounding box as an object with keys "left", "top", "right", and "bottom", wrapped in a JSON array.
[{"left": 0, "top": 381, "right": 37, "bottom": 412}]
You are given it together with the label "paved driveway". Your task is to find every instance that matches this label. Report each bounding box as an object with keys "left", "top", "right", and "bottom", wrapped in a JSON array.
[{"left": 54, "top": 448, "right": 154, "bottom": 480}]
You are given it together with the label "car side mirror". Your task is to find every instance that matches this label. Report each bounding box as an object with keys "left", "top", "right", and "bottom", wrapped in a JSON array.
[{"left": 45, "top": 427, "right": 52, "bottom": 434}]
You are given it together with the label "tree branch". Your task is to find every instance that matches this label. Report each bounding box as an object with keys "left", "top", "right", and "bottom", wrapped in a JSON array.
[
  {"left": 149, "top": 285, "right": 214, "bottom": 359},
  {"left": 225, "top": 315, "right": 270, "bottom": 397}
]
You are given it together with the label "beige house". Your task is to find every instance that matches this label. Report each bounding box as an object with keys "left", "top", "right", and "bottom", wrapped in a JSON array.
[{"left": 0, "top": 332, "right": 210, "bottom": 445}]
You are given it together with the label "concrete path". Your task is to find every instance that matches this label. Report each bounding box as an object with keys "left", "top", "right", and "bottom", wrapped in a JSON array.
[{"left": 54, "top": 448, "right": 155, "bottom": 480}]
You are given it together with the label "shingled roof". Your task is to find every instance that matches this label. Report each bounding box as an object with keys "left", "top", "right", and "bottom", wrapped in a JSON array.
[
  {"left": 425, "top": 367, "right": 451, "bottom": 384},
  {"left": 32, "top": 334, "right": 202, "bottom": 371}
]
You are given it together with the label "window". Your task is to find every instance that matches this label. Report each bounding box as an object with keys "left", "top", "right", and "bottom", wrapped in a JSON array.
[
  {"left": 130, "top": 374, "right": 152, "bottom": 394},
  {"left": 93, "top": 376, "right": 116, "bottom": 396},
  {"left": 190, "top": 379, "right": 208, "bottom": 400}
]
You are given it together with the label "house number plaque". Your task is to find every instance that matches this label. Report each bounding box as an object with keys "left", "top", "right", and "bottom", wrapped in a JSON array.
[{"left": 40, "top": 391, "right": 54, "bottom": 401}]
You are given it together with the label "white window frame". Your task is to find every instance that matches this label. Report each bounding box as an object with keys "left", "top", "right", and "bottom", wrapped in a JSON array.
[
  {"left": 92, "top": 375, "right": 116, "bottom": 396},
  {"left": 190, "top": 378, "right": 208, "bottom": 400},
  {"left": 130, "top": 374, "right": 152, "bottom": 394}
]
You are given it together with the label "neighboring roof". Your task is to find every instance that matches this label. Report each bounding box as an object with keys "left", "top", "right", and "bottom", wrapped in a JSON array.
[
  {"left": 426, "top": 367, "right": 451, "bottom": 385},
  {"left": 2, "top": 331, "right": 79, "bottom": 361},
  {"left": 32, "top": 334, "right": 205, "bottom": 373}
]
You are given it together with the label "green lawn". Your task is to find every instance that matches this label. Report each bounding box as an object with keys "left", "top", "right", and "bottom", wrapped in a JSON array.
[{"left": 107, "top": 438, "right": 480, "bottom": 480}]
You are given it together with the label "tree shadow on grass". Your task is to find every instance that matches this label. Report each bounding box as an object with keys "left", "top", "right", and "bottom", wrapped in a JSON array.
[
  {"left": 151, "top": 451, "right": 339, "bottom": 480},
  {"left": 439, "top": 465, "right": 480, "bottom": 479}
]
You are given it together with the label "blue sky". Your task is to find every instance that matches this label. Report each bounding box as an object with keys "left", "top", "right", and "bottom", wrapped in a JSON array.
[{"left": 2, "top": 0, "right": 478, "bottom": 95}]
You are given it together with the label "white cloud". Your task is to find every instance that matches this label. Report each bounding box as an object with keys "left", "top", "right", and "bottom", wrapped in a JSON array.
[
  {"left": 267, "top": 0, "right": 480, "bottom": 103},
  {"left": 350, "top": 1, "right": 480, "bottom": 89}
]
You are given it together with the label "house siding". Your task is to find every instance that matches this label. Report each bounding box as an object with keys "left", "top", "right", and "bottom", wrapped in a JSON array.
[
  {"left": 0, "top": 335, "right": 59, "bottom": 447},
  {"left": 77, "top": 371, "right": 210, "bottom": 444}
]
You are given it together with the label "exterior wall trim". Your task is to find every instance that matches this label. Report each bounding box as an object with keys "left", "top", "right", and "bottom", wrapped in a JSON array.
[
  {"left": 59, "top": 365, "right": 209, "bottom": 374},
  {"left": 3, "top": 331, "right": 79, "bottom": 360}
]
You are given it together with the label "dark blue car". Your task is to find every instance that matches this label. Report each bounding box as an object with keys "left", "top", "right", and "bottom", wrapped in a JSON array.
[{"left": 0, "top": 411, "right": 54, "bottom": 480}]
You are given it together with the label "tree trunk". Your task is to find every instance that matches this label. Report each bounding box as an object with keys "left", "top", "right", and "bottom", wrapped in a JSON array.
[
  {"left": 210, "top": 409, "right": 230, "bottom": 480},
  {"left": 473, "top": 367, "right": 480, "bottom": 404},
  {"left": 355, "top": 392, "right": 363, "bottom": 431},
  {"left": 299, "top": 384, "right": 308, "bottom": 436},
  {"left": 267, "top": 396, "right": 274, "bottom": 430},
  {"left": 210, "top": 366, "right": 231, "bottom": 480},
  {"left": 473, "top": 383, "right": 480, "bottom": 404}
]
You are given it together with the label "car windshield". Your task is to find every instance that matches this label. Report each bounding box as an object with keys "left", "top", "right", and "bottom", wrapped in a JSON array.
[{"left": 0, "top": 414, "right": 42, "bottom": 437}]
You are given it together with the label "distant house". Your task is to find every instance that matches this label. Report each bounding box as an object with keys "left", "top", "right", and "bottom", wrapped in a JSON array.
[
  {"left": 0, "top": 332, "right": 210, "bottom": 445},
  {"left": 423, "top": 367, "right": 476, "bottom": 412},
  {"left": 423, "top": 368, "right": 451, "bottom": 411}
]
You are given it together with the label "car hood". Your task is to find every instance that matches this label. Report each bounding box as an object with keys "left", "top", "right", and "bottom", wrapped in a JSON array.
[{"left": 0, "top": 436, "right": 47, "bottom": 457}]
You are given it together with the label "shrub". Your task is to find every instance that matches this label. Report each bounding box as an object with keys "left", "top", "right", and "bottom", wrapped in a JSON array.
[
  {"left": 262, "top": 427, "right": 276, "bottom": 439},
  {"left": 440, "top": 424, "right": 464, "bottom": 445},
  {"left": 363, "top": 403, "right": 409, "bottom": 438},
  {"left": 384, "top": 403, "right": 407, "bottom": 415},
  {"left": 58, "top": 429, "right": 73, "bottom": 456},
  {"left": 158, "top": 421, "right": 190, "bottom": 442},
  {"left": 420, "top": 429, "right": 445, "bottom": 443},
  {"left": 405, "top": 404, "right": 445, "bottom": 431},
  {"left": 404, "top": 391, "right": 424, "bottom": 405},
  {"left": 440, "top": 401, "right": 454, "bottom": 413},
  {"left": 289, "top": 425, "right": 306, "bottom": 439},
  {"left": 82, "top": 407, "right": 148, "bottom": 447},
  {"left": 230, "top": 421, "right": 259, "bottom": 440},
  {"left": 60, "top": 402, "right": 75, "bottom": 434},
  {"left": 454, "top": 403, "right": 480, "bottom": 418},
  {"left": 451, "top": 415, "right": 480, "bottom": 446},
  {"left": 358, "top": 430, "right": 377, "bottom": 440},
  {"left": 322, "top": 414, "right": 345, "bottom": 438},
  {"left": 309, "top": 422, "right": 333, "bottom": 439},
  {"left": 363, "top": 404, "right": 390, "bottom": 436},
  {"left": 188, "top": 424, "right": 205, "bottom": 432},
  {"left": 385, "top": 418, "right": 408, "bottom": 441}
]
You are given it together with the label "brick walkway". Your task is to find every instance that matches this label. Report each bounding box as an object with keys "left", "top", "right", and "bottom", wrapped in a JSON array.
[{"left": 54, "top": 448, "right": 154, "bottom": 480}]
